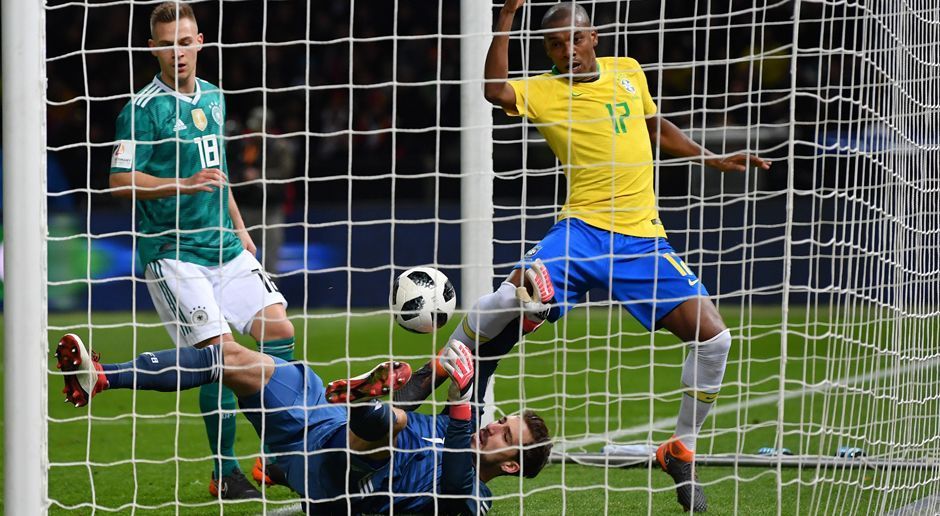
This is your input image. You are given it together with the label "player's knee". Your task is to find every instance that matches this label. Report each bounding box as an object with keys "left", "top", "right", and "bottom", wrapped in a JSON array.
[
  {"left": 681, "top": 329, "right": 732, "bottom": 390},
  {"left": 492, "top": 281, "right": 520, "bottom": 310},
  {"left": 251, "top": 305, "right": 294, "bottom": 341},
  {"left": 349, "top": 401, "right": 395, "bottom": 442},
  {"left": 194, "top": 334, "right": 227, "bottom": 348},
  {"left": 697, "top": 302, "right": 727, "bottom": 341},
  {"left": 698, "top": 320, "right": 728, "bottom": 342},
  {"left": 220, "top": 340, "right": 267, "bottom": 372},
  {"left": 219, "top": 340, "right": 248, "bottom": 365},
  {"left": 702, "top": 329, "right": 732, "bottom": 360},
  {"left": 260, "top": 320, "right": 294, "bottom": 341},
  {"left": 507, "top": 268, "right": 524, "bottom": 287}
]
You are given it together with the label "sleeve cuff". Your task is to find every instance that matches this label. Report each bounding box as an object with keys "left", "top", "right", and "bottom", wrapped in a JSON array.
[{"left": 450, "top": 403, "right": 472, "bottom": 421}]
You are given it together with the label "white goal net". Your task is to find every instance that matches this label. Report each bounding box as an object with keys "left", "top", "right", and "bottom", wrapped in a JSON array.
[{"left": 2, "top": 0, "right": 937, "bottom": 514}]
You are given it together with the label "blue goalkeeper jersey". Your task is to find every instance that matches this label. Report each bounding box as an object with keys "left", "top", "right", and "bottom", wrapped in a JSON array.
[
  {"left": 350, "top": 412, "right": 494, "bottom": 515},
  {"left": 238, "top": 362, "right": 494, "bottom": 514}
]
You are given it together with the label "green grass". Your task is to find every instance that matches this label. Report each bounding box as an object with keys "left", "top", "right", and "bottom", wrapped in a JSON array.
[{"left": 3, "top": 306, "right": 938, "bottom": 514}]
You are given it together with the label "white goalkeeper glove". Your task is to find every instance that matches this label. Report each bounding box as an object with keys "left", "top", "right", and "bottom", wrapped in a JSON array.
[
  {"left": 435, "top": 339, "right": 475, "bottom": 419},
  {"left": 516, "top": 258, "right": 554, "bottom": 333}
]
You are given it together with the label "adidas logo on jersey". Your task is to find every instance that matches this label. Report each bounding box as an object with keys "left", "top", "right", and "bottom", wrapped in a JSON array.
[{"left": 173, "top": 118, "right": 187, "bottom": 131}]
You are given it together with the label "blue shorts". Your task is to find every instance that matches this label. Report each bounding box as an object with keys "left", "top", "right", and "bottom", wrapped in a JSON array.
[
  {"left": 520, "top": 217, "right": 708, "bottom": 330},
  {"left": 238, "top": 359, "right": 348, "bottom": 497}
]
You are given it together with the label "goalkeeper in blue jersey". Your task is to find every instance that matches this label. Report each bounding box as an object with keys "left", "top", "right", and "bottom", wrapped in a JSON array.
[
  {"left": 56, "top": 334, "right": 552, "bottom": 514},
  {"left": 107, "top": 2, "right": 296, "bottom": 498}
]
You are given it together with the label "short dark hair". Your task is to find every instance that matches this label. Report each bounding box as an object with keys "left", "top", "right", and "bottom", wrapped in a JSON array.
[
  {"left": 541, "top": 3, "right": 592, "bottom": 29},
  {"left": 515, "top": 410, "right": 552, "bottom": 479},
  {"left": 150, "top": 2, "right": 197, "bottom": 37}
]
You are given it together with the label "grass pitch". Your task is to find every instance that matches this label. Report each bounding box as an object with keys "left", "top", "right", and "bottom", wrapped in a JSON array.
[{"left": 2, "top": 306, "right": 935, "bottom": 514}]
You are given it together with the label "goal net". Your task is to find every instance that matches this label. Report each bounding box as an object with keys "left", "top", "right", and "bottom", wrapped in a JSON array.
[{"left": 8, "top": 0, "right": 935, "bottom": 514}]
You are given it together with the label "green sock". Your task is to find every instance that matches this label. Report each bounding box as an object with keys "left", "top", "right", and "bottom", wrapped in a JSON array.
[
  {"left": 258, "top": 337, "right": 295, "bottom": 362},
  {"left": 256, "top": 337, "right": 295, "bottom": 463},
  {"left": 200, "top": 382, "right": 239, "bottom": 478}
]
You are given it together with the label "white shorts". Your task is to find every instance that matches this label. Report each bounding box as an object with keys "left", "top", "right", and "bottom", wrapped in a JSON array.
[{"left": 144, "top": 250, "right": 288, "bottom": 347}]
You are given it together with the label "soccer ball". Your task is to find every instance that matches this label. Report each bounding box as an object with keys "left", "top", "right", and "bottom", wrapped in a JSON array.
[{"left": 391, "top": 267, "right": 457, "bottom": 334}]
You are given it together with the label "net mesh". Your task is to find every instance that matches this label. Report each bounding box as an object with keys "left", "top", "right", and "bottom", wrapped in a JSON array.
[{"left": 41, "top": 0, "right": 939, "bottom": 513}]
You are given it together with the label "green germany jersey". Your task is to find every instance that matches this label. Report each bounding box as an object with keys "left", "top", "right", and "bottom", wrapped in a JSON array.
[{"left": 110, "top": 75, "right": 242, "bottom": 267}]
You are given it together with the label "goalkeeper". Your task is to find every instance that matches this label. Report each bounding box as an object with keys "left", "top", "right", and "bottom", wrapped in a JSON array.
[
  {"left": 108, "top": 1, "right": 295, "bottom": 498},
  {"left": 56, "top": 334, "right": 552, "bottom": 514},
  {"left": 396, "top": 1, "right": 771, "bottom": 513}
]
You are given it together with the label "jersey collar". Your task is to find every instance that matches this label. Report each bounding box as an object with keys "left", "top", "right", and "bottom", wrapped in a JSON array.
[
  {"left": 551, "top": 59, "right": 603, "bottom": 82},
  {"left": 152, "top": 75, "right": 202, "bottom": 105}
]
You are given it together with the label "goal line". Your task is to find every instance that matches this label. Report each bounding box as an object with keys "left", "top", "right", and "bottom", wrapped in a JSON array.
[{"left": 551, "top": 351, "right": 940, "bottom": 461}]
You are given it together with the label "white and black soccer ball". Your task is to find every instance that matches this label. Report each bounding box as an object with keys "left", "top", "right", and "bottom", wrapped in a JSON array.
[{"left": 391, "top": 267, "right": 456, "bottom": 334}]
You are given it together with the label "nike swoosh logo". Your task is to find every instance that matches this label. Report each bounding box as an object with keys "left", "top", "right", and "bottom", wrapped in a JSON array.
[
  {"left": 421, "top": 437, "right": 445, "bottom": 445},
  {"left": 687, "top": 278, "right": 700, "bottom": 287},
  {"left": 571, "top": 92, "right": 583, "bottom": 97}
]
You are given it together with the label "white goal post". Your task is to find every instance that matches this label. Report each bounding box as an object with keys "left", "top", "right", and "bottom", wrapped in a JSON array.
[{"left": 3, "top": 0, "right": 48, "bottom": 513}]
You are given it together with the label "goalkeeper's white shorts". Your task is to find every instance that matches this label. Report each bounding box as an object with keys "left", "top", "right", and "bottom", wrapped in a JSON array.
[{"left": 144, "top": 250, "right": 287, "bottom": 347}]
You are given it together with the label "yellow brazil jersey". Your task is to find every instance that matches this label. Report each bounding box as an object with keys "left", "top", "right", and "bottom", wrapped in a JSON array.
[{"left": 506, "top": 56, "right": 665, "bottom": 238}]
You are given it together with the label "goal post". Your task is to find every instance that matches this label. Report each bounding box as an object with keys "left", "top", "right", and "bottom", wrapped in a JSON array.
[
  {"left": 460, "top": 0, "right": 496, "bottom": 425},
  {"left": 459, "top": 0, "right": 494, "bottom": 309},
  {"left": 2, "top": 0, "right": 48, "bottom": 513}
]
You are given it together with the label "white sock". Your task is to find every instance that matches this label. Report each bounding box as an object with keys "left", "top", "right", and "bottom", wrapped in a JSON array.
[
  {"left": 674, "top": 329, "right": 732, "bottom": 451},
  {"left": 455, "top": 282, "right": 519, "bottom": 349},
  {"left": 675, "top": 394, "right": 714, "bottom": 452}
]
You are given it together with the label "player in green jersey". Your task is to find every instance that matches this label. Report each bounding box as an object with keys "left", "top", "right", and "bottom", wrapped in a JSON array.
[{"left": 108, "top": 2, "right": 295, "bottom": 499}]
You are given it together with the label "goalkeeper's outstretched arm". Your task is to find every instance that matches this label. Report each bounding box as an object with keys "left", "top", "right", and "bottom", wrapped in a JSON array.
[{"left": 441, "top": 414, "right": 490, "bottom": 515}]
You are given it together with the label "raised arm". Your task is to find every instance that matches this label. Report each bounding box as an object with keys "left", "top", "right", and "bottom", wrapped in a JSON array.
[
  {"left": 646, "top": 116, "right": 772, "bottom": 173},
  {"left": 483, "top": 0, "right": 525, "bottom": 111},
  {"left": 437, "top": 341, "right": 490, "bottom": 514},
  {"left": 441, "top": 417, "right": 490, "bottom": 515},
  {"left": 109, "top": 168, "right": 226, "bottom": 200}
]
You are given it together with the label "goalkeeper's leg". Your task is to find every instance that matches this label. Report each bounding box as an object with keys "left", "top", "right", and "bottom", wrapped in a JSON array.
[
  {"left": 249, "top": 303, "right": 296, "bottom": 488},
  {"left": 214, "top": 251, "right": 292, "bottom": 490},
  {"left": 55, "top": 334, "right": 276, "bottom": 402},
  {"left": 194, "top": 335, "right": 261, "bottom": 500},
  {"left": 324, "top": 361, "right": 412, "bottom": 455}
]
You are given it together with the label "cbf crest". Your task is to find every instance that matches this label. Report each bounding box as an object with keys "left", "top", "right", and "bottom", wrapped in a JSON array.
[
  {"left": 619, "top": 77, "right": 637, "bottom": 94},
  {"left": 210, "top": 101, "right": 224, "bottom": 126}
]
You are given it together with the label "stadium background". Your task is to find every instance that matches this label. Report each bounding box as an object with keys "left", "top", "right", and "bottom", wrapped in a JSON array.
[{"left": 1, "top": 0, "right": 867, "bottom": 313}]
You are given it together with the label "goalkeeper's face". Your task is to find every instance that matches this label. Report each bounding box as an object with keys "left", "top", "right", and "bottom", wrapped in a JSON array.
[
  {"left": 149, "top": 17, "right": 203, "bottom": 89},
  {"left": 471, "top": 415, "right": 532, "bottom": 475}
]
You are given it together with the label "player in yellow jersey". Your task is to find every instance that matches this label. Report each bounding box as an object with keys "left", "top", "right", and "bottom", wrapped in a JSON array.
[{"left": 396, "top": 2, "right": 771, "bottom": 512}]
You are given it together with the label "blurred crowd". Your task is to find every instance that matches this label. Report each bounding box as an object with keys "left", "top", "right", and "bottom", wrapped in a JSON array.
[{"left": 39, "top": 0, "right": 821, "bottom": 214}]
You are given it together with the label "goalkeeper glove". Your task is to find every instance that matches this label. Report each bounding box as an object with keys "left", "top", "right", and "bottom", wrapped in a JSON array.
[
  {"left": 516, "top": 258, "right": 554, "bottom": 333},
  {"left": 436, "top": 339, "right": 475, "bottom": 420}
]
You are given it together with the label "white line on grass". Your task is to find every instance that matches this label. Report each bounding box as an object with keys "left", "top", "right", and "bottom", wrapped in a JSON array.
[
  {"left": 262, "top": 503, "right": 305, "bottom": 515},
  {"left": 555, "top": 355, "right": 940, "bottom": 452},
  {"left": 884, "top": 494, "right": 940, "bottom": 516}
]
